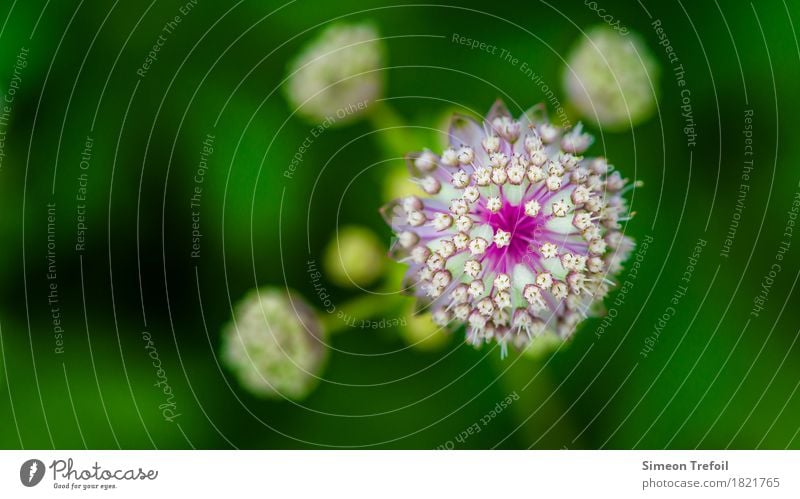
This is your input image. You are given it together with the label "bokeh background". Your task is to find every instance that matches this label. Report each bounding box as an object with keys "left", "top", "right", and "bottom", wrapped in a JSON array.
[{"left": 1, "top": 0, "right": 799, "bottom": 449}]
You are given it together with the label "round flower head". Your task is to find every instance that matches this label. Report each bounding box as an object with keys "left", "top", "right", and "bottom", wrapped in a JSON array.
[
  {"left": 564, "top": 26, "right": 659, "bottom": 130},
  {"left": 382, "top": 100, "right": 636, "bottom": 356},
  {"left": 285, "top": 22, "right": 385, "bottom": 125},
  {"left": 221, "top": 288, "right": 327, "bottom": 399}
]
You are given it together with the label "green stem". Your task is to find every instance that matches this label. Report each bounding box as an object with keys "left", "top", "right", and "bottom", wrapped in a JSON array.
[
  {"left": 320, "top": 103, "right": 420, "bottom": 336},
  {"left": 560, "top": 101, "right": 583, "bottom": 130},
  {"left": 490, "top": 354, "right": 579, "bottom": 448},
  {"left": 367, "top": 100, "right": 420, "bottom": 159},
  {"left": 320, "top": 289, "right": 404, "bottom": 335}
]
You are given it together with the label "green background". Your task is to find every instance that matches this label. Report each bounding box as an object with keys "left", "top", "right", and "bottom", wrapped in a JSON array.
[{"left": 1, "top": 0, "right": 799, "bottom": 449}]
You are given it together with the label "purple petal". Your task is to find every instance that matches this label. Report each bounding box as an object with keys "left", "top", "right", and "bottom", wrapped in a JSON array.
[
  {"left": 448, "top": 114, "right": 483, "bottom": 148},
  {"left": 485, "top": 99, "right": 512, "bottom": 123},
  {"left": 519, "top": 103, "right": 549, "bottom": 127},
  {"left": 405, "top": 151, "right": 450, "bottom": 183}
]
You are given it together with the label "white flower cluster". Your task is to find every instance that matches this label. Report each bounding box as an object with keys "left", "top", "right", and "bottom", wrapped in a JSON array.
[
  {"left": 221, "top": 288, "right": 327, "bottom": 400},
  {"left": 285, "top": 22, "right": 385, "bottom": 124}
]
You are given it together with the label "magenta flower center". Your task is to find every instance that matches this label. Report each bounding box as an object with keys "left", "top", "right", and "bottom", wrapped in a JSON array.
[{"left": 479, "top": 199, "right": 544, "bottom": 274}]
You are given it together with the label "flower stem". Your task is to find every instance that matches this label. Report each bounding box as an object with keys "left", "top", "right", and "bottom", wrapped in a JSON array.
[
  {"left": 368, "top": 100, "right": 420, "bottom": 159},
  {"left": 319, "top": 290, "right": 404, "bottom": 336}
]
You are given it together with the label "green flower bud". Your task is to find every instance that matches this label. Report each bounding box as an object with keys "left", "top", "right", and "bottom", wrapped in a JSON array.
[
  {"left": 323, "top": 226, "right": 385, "bottom": 287},
  {"left": 400, "top": 301, "right": 450, "bottom": 351}
]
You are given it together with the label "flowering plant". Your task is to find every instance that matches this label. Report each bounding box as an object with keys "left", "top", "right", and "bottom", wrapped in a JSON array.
[{"left": 382, "top": 100, "right": 637, "bottom": 356}]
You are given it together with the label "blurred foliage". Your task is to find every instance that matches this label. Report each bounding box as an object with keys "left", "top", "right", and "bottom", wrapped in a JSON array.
[{"left": 0, "top": 0, "right": 799, "bottom": 449}]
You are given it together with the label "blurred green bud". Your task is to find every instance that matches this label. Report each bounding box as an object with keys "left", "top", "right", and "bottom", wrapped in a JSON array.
[
  {"left": 221, "top": 288, "right": 327, "bottom": 400},
  {"left": 285, "top": 22, "right": 385, "bottom": 125},
  {"left": 564, "top": 26, "right": 659, "bottom": 130},
  {"left": 383, "top": 164, "right": 423, "bottom": 202},
  {"left": 400, "top": 301, "right": 450, "bottom": 351},
  {"left": 324, "top": 225, "right": 385, "bottom": 287},
  {"left": 521, "top": 331, "right": 562, "bottom": 360},
  {"left": 383, "top": 165, "right": 425, "bottom": 203}
]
